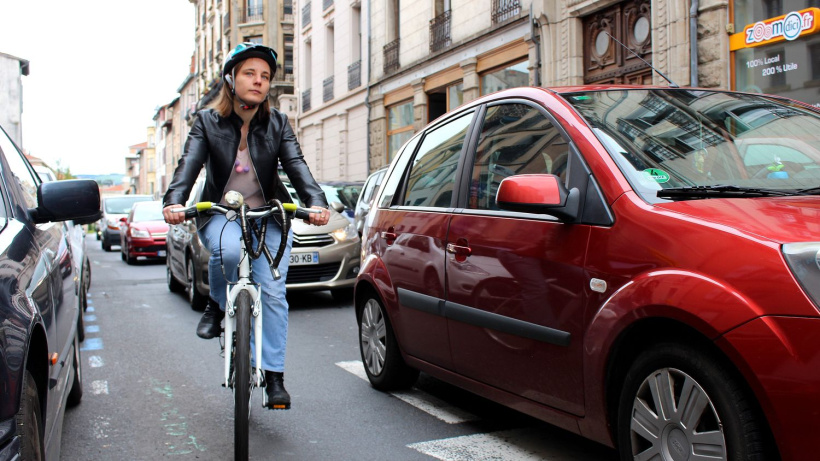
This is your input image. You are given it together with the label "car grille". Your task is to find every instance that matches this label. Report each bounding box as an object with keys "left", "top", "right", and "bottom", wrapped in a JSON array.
[
  {"left": 136, "top": 245, "right": 166, "bottom": 253},
  {"left": 152, "top": 232, "right": 167, "bottom": 238},
  {"left": 292, "top": 233, "right": 334, "bottom": 248},
  {"left": 286, "top": 262, "right": 341, "bottom": 284}
]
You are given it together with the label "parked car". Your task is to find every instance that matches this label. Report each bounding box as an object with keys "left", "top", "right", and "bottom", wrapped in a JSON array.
[
  {"left": 355, "top": 86, "right": 820, "bottom": 461},
  {"left": 320, "top": 181, "right": 363, "bottom": 224},
  {"left": 0, "top": 124, "right": 100, "bottom": 460},
  {"left": 119, "top": 200, "right": 169, "bottom": 264},
  {"left": 166, "top": 176, "right": 210, "bottom": 310},
  {"left": 30, "top": 164, "right": 93, "bottom": 307},
  {"left": 354, "top": 167, "right": 387, "bottom": 236},
  {"left": 167, "top": 179, "right": 361, "bottom": 303},
  {"left": 98, "top": 194, "right": 153, "bottom": 251}
]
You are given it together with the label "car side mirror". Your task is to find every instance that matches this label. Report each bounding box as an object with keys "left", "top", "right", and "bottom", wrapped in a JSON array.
[
  {"left": 119, "top": 217, "right": 128, "bottom": 223},
  {"left": 32, "top": 179, "right": 101, "bottom": 224},
  {"left": 496, "top": 174, "right": 580, "bottom": 222},
  {"left": 330, "top": 201, "right": 345, "bottom": 213}
]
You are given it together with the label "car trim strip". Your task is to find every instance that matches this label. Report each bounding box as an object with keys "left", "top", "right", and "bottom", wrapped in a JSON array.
[{"left": 397, "top": 288, "right": 571, "bottom": 347}]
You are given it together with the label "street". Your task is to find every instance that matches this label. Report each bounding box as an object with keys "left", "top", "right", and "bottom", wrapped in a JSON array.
[{"left": 61, "top": 235, "right": 618, "bottom": 460}]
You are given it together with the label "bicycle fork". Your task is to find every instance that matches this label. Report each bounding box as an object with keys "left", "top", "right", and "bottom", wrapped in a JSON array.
[{"left": 223, "top": 239, "right": 266, "bottom": 403}]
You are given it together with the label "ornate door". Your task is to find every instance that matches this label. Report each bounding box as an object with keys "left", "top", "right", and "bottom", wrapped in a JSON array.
[{"left": 583, "top": 0, "right": 653, "bottom": 84}]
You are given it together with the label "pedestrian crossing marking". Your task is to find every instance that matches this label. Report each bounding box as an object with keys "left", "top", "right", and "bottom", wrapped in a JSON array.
[
  {"left": 336, "top": 361, "right": 478, "bottom": 424},
  {"left": 408, "top": 428, "right": 559, "bottom": 460}
]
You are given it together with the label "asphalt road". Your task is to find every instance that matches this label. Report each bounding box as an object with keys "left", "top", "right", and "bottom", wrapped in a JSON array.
[{"left": 60, "top": 235, "right": 618, "bottom": 461}]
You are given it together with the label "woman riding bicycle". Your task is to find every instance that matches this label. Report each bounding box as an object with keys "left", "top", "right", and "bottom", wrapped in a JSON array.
[{"left": 162, "top": 42, "right": 330, "bottom": 410}]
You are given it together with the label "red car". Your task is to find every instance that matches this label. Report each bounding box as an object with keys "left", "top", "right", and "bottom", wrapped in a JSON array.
[
  {"left": 120, "top": 200, "right": 169, "bottom": 264},
  {"left": 355, "top": 86, "right": 820, "bottom": 461}
]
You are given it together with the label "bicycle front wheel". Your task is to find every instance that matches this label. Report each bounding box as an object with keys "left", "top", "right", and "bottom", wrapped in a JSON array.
[{"left": 234, "top": 289, "right": 253, "bottom": 461}]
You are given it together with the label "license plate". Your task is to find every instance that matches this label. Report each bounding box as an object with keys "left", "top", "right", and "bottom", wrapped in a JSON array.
[
  {"left": 290, "top": 252, "right": 319, "bottom": 265},
  {"left": 158, "top": 250, "right": 167, "bottom": 257}
]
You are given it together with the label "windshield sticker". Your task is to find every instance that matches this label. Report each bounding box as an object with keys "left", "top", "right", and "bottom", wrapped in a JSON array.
[{"left": 642, "top": 169, "right": 671, "bottom": 183}]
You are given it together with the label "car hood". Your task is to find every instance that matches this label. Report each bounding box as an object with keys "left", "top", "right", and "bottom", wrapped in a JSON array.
[
  {"left": 655, "top": 196, "right": 820, "bottom": 244},
  {"left": 131, "top": 220, "right": 170, "bottom": 234},
  {"left": 291, "top": 210, "right": 349, "bottom": 236}
]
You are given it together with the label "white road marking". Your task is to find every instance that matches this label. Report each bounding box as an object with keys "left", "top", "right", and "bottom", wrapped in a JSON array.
[
  {"left": 408, "top": 428, "right": 564, "bottom": 460},
  {"left": 336, "top": 361, "right": 477, "bottom": 424},
  {"left": 91, "top": 380, "right": 109, "bottom": 395},
  {"left": 88, "top": 355, "right": 104, "bottom": 367}
]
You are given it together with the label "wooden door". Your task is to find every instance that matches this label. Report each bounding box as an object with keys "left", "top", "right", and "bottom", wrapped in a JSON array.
[{"left": 583, "top": 0, "right": 653, "bottom": 84}]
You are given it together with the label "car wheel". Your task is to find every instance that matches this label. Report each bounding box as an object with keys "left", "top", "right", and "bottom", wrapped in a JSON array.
[
  {"left": 83, "top": 255, "right": 92, "bottom": 291},
  {"left": 124, "top": 245, "right": 136, "bottom": 265},
  {"left": 67, "top": 331, "right": 83, "bottom": 407},
  {"left": 617, "top": 343, "right": 770, "bottom": 461},
  {"left": 102, "top": 237, "right": 111, "bottom": 252},
  {"left": 187, "top": 258, "right": 206, "bottom": 311},
  {"left": 16, "top": 370, "right": 44, "bottom": 460},
  {"left": 77, "top": 293, "right": 86, "bottom": 342},
  {"left": 167, "top": 258, "right": 184, "bottom": 293},
  {"left": 358, "top": 294, "right": 418, "bottom": 390},
  {"left": 331, "top": 287, "right": 354, "bottom": 303}
]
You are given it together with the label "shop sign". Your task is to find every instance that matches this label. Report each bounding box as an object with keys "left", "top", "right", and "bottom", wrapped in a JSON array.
[{"left": 730, "top": 8, "right": 819, "bottom": 51}]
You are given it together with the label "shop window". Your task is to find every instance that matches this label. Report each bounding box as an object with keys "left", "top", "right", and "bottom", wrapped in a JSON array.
[
  {"left": 481, "top": 60, "right": 529, "bottom": 95},
  {"left": 387, "top": 101, "right": 414, "bottom": 161},
  {"left": 428, "top": 82, "right": 463, "bottom": 123}
]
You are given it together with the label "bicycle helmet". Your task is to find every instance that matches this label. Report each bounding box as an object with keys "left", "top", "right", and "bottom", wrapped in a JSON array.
[{"left": 222, "top": 42, "right": 278, "bottom": 80}]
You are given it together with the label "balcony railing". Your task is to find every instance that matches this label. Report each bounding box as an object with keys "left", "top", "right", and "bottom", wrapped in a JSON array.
[
  {"left": 491, "top": 0, "right": 520, "bottom": 23},
  {"left": 302, "top": 2, "right": 311, "bottom": 27},
  {"left": 323, "top": 76, "right": 334, "bottom": 102},
  {"left": 383, "top": 39, "right": 400, "bottom": 74},
  {"left": 348, "top": 60, "right": 361, "bottom": 90},
  {"left": 245, "top": 5, "right": 264, "bottom": 22},
  {"left": 429, "top": 11, "right": 451, "bottom": 53},
  {"left": 302, "top": 88, "right": 312, "bottom": 112},
  {"left": 323, "top": 0, "right": 333, "bottom": 10}
]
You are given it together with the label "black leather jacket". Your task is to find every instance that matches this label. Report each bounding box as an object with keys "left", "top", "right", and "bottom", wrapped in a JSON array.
[{"left": 163, "top": 108, "right": 327, "bottom": 226}]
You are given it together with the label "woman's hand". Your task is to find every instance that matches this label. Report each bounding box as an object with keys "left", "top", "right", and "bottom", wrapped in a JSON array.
[
  {"left": 163, "top": 205, "right": 186, "bottom": 225},
  {"left": 307, "top": 206, "right": 330, "bottom": 226}
]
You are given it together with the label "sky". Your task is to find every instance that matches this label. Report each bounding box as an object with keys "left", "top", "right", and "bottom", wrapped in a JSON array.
[{"left": 0, "top": 0, "right": 195, "bottom": 175}]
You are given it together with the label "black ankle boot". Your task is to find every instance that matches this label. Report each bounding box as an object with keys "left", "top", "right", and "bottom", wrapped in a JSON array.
[
  {"left": 264, "top": 371, "right": 291, "bottom": 410},
  {"left": 196, "top": 299, "right": 224, "bottom": 339}
]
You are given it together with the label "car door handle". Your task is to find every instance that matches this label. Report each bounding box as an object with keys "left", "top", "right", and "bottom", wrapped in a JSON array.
[{"left": 446, "top": 243, "right": 471, "bottom": 257}]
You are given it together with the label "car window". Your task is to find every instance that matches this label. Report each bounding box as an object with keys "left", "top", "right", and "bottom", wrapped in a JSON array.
[
  {"left": 402, "top": 111, "right": 474, "bottom": 208},
  {"left": 379, "top": 135, "right": 421, "bottom": 208},
  {"left": 361, "top": 170, "right": 385, "bottom": 205},
  {"left": 743, "top": 144, "right": 812, "bottom": 167},
  {"left": 104, "top": 196, "right": 152, "bottom": 214},
  {"left": 0, "top": 126, "right": 39, "bottom": 209},
  {"left": 321, "top": 184, "right": 361, "bottom": 209},
  {"left": 132, "top": 202, "right": 164, "bottom": 222},
  {"left": 469, "top": 103, "right": 570, "bottom": 210}
]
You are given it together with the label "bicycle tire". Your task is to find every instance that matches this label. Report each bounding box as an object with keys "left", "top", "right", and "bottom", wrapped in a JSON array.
[{"left": 234, "top": 289, "right": 253, "bottom": 461}]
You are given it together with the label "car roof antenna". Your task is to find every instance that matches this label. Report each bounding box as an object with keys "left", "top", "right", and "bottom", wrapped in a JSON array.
[{"left": 604, "top": 31, "right": 680, "bottom": 88}]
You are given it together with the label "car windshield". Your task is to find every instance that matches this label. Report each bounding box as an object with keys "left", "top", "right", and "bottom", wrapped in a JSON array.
[
  {"left": 105, "top": 196, "right": 152, "bottom": 214},
  {"left": 132, "top": 202, "right": 164, "bottom": 222},
  {"left": 561, "top": 89, "right": 820, "bottom": 203},
  {"left": 321, "top": 184, "right": 362, "bottom": 209}
]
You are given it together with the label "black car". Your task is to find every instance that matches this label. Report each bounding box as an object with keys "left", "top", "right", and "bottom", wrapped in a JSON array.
[{"left": 0, "top": 125, "right": 100, "bottom": 460}]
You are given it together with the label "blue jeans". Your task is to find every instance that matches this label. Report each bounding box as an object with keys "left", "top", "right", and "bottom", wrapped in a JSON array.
[{"left": 199, "top": 214, "right": 293, "bottom": 372}]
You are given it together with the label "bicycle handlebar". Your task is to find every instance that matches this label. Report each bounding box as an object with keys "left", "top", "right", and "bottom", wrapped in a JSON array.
[{"left": 168, "top": 199, "right": 321, "bottom": 281}]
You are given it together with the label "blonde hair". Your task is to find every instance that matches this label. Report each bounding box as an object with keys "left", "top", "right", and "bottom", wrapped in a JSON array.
[{"left": 208, "top": 60, "right": 271, "bottom": 121}]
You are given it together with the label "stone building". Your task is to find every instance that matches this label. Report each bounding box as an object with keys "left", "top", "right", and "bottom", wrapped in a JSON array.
[
  {"left": 0, "top": 52, "right": 29, "bottom": 147},
  {"left": 360, "top": 0, "right": 733, "bottom": 173},
  {"left": 295, "top": 0, "right": 370, "bottom": 181}
]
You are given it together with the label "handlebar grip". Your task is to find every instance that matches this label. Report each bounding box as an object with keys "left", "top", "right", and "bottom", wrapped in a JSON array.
[
  {"left": 294, "top": 208, "right": 312, "bottom": 220},
  {"left": 184, "top": 208, "right": 199, "bottom": 219}
]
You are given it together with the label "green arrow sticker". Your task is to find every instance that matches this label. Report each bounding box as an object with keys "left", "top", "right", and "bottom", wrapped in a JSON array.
[{"left": 643, "top": 168, "right": 670, "bottom": 183}]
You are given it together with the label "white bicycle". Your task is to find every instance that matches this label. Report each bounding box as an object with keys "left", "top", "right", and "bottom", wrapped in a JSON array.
[{"left": 172, "top": 191, "right": 317, "bottom": 461}]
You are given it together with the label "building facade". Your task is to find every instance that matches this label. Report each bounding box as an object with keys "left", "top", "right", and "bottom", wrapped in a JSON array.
[
  {"left": 361, "top": 0, "right": 734, "bottom": 173},
  {"left": 295, "top": 0, "right": 370, "bottom": 181},
  {"left": 0, "top": 52, "right": 29, "bottom": 147}
]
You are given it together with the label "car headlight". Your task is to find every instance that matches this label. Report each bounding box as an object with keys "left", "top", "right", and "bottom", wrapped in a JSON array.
[
  {"left": 131, "top": 229, "right": 151, "bottom": 238},
  {"left": 783, "top": 242, "right": 820, "bottom": 310},
  {"left": 331, "top": 224, "right": 359, "bottom": 243}
]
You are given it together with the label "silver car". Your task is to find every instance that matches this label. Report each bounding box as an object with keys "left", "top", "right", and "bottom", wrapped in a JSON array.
[{"left": 167, "top": 179, "right": 361, "bottom": 305}]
